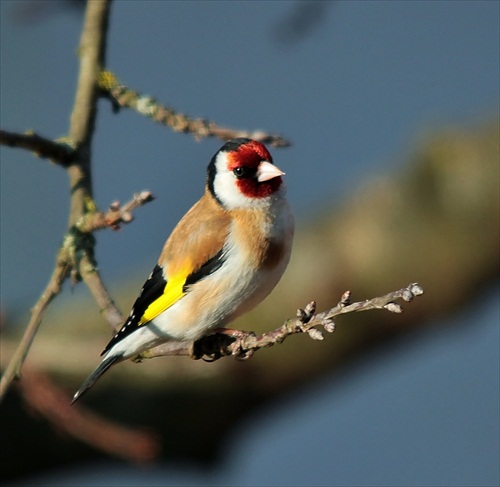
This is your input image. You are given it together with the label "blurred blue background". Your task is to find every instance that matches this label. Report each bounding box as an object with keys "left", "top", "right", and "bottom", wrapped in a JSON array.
[{"left": 1, "top": 1, "right": 499, "bottom": 486}]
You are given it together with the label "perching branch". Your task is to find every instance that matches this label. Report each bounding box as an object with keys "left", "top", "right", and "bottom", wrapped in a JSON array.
[
  {"left": 98, "top": 70, "right": 291, "bottom": 147},
  {"left": 139, "top": 283, "right": 424, "bottom": 361}
]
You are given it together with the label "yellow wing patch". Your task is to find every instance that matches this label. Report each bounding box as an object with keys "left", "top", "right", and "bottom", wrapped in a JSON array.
[{"left": 138, "top": 265, "right": 190, "bottom": 325}]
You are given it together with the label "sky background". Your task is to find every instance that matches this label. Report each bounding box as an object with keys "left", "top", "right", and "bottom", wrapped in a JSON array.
[{"left": 1, "top": 1, "right": 499, "bottom": 486}]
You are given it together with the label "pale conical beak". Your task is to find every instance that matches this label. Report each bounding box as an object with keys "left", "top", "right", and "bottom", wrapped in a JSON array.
[{"left": 257, "top": 160, "right": 285, "bottom": 182}]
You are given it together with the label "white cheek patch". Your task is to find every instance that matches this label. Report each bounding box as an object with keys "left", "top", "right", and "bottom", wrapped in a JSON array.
[
  {"left": 214, "top": 170, "right": 254, "bottom": 208},
  {"left": 213, "top": 151, "right": 259, "bottom": 209}
]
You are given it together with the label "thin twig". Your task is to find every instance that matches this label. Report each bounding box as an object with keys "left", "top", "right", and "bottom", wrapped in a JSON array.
[
  {"left": 0, "top": 130, "right": 76, "bottom": 166},
  {"left": 75, "top": 191, "right": 155, "bottom": 233},
  {"left": 139, "top": 283, "right": 424, "bottom": 361},
  {"left": 0, "top": 260, "right": 70, "bottom": 401},
  {"left": 98, "top": 70, "right": 291, "bottom": 147},
  {"left": 79, "top": 253, "right": 126, "bottom": 332}
]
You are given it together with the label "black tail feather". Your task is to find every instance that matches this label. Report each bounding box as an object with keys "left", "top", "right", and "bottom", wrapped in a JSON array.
[{"left": 71, "top": 354, "right": 122, "bottom": 404}]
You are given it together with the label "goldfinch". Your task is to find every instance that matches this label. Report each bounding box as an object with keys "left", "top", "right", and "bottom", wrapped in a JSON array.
[{"left": 72, "top": 138, "right": 294, "bottom": 403}]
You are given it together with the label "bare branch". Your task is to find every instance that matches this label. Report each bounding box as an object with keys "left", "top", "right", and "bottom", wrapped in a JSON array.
[
  {"left": 0, "top": 258, "right": 70, "bottom": 401},
  {"left": 75, "top": 191, "right": 155, "bottom": 233},
  {"left": 0, "top": 193, "right": 152, "bottom": 397},
  {"left": 98, "top": 71, "right": 291, "bottom": 147},
  {"left": 139, "top": 283, "right": 424, "bottom": 362},
  {"left": 66, "top": 0, "right": 111, "bottom": 228},
  {"left": 69, "top": 192, "right": 156, "bottom": 332},
  {"left": 0, "top": 0, "right": 113, "bottom": 403},
  {"left": 79, "top": 252, "right": 127, "bottom": 332},
  {"left": 69, "top": 0, "right": 111, "bottom": 148},
  {"left": 0, "top": 129, "right": 76, "bottom": 166}
]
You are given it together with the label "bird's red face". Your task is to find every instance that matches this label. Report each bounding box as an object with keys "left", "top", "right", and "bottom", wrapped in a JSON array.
[
  {"left": 227, "top": 140, "right": 283, "bottom": 199},
  {"left": 208, "top": 138, "right": 286, "bottom": 209}
]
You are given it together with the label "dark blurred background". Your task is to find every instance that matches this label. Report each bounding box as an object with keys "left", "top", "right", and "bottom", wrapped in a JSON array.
[{"left": 1, "top": 1, "right": 498, "bottom": 486}]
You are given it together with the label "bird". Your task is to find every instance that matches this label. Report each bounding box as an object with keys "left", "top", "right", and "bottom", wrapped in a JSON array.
[{"left": 72, "top": 138, "right": 294, "bottom": 403}]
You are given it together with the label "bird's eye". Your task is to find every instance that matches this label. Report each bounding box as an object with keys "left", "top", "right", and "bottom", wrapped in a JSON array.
[{"left": 233, "top": 167, "right": 250, "bottom": 179}]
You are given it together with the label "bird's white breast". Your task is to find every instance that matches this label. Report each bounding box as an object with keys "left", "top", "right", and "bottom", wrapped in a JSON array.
[{"left": 153, "top": 190, "right": 293, "bottom": 341}]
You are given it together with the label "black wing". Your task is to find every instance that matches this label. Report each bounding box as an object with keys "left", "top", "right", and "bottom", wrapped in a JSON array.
[
  {"left": 101, "top": 250, "right": 226, "bottom": 356},
  {"left": 101, "top": 264, "right": 166, "bottom": 355}
]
